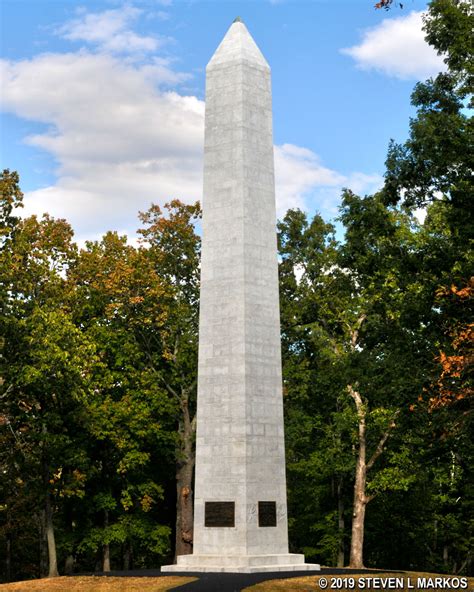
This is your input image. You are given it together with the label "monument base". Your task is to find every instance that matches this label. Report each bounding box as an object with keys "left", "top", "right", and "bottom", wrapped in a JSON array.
[{"left": 161, "top": 553, "right": 320, "bottom": 573}]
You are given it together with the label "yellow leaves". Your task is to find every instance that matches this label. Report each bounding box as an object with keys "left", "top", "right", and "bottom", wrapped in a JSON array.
[
  {"left": 140, "top": 493, "right": 154, "bottom": 512},
  {"left": 49, "top": 467, "right": 88, "bottom": 498},
  {"left": 72, "top": 469, "right": 86, "bottom": 484},
  {"left": 50, "top": 467, "right": 63, "bottom": 484},
  {"left": 162, "top": 349, "right": 175, "bottom": 362},
  {"left": 75, "top": 238, "right": 172, "bottom": 330},
  {"left": 105, "top": 301, "right": 124, "bottom": 319}
]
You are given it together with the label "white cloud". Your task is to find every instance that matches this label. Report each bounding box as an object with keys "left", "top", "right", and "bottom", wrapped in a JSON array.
[
  {"left": 274, "top": 144, "right": 383, "bottom": 219},
  {"left": 274, "top": 144, "right": 345, "bottom": 217},
  {"left": 1, "top": 5, "right": 384, "bottom": 243},
  {"left": 57, "top": 5, "right": 166, "bottom": 55},
  {"left": 1, "top": 50, "right": 204, "bottom": 238},
  {"left": 341, "top": 11, "right": 446, "bottom": 80},
  {"left": 344, "top": 172, "right": 385, "bottom": 196},
  {"left": 1, "top": 50, "right": 382, "bottom": 239},
  {"left": 0, "top": 43, "right": 382, "bottom": 239}
]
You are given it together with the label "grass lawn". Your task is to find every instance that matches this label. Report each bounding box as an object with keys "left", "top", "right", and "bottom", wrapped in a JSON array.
[
  {"left": 0, "top": 576, "right": 197, "bottom": 591},
  {"left": 244, "top": 571, "right": 474, "bottom": 592}
]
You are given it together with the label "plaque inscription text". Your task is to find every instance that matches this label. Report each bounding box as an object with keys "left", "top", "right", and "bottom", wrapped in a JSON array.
[
  {"left": 205, "top": 501, "right": 235, "bottom": 527},
  {"left": 258, "top": 501, "right": 277, "bottom": 527}
]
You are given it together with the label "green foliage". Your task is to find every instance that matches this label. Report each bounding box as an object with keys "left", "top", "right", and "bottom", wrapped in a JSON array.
[
  {"left": 1, "top": 1, "right": 472, "bottom": 579},
  {"left": 0, "top": 169, "right": 23, "bottom": 249},
  {"left": 279, "top": 197, "right": 433, "bottom": 567},
  {"left": 282, "top": 1, "right": 472, "bottom": 571},
  {"left": 424, "top": 0, "right": 474, "bottom": 96},
  {"left": 0, "top": 192, "right": 201, "bottom": 579},
  {"left": 384, "top": 1, "right": 473, "bottom": 246}
]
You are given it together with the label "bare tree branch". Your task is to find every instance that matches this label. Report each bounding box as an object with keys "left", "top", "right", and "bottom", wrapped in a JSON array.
[
  {"left": 0, "top": 383, "right": 14, "bottom": 400},
  {"left": 349, "top": 314, "right": 367, "bottom": 351},
  {"left": 366, "top": 410, "right": 400, "bottom": 472},
  {"left": 347, "top": 384, "right": 365, "bottom": 419}
]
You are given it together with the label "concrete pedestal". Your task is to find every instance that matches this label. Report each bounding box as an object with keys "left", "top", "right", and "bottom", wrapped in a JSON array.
[{"left": 162, "top": 553, "right": 320, "bottom": 573}]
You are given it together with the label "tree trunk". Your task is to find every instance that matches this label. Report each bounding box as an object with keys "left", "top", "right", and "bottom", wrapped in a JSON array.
[
  {"left": 337, "top": 476, "right": 345, "bottom": 568},
  {"left": 348, "top": 382, "right": 398, "bottom": 569},
  {"left": 39, "top": 511, "right": 48, "bottom": 578},
  {"left": 348, "top": 385, "right": 367, "bottom": 569},
  {"left": 350, "top": 479, "right": 367, "bottom": 569},
  {"left": 103, "top": 545, "right": 110, "bottom": 572},
  {"left": 443, "top": 545, "right": 449, "bottom": 568},
  {"left": 64, "top": 554, "right": 75, "bottom": 575},
  {"left": 123, "top": 541, "right": 132, "bottom": 570},
  {"left": 5, "top": 532, "right": 12, "bottom": 581},
  {"left": 45, "top": 490, "right": 59, "bottom": 577},
  {"left": 64, "top": 505, "right": 75, "bottom": 575},
  {"left": 41, "top": 423, "right": 58, "bottom": 578},
  {"left": 175, "top": 458, "right": 194, "bottom": 558},
  {"left": 103, "top": 509, "right": 111, "bottom": 572},
  {"left": 174, "top": 393, "right": 196, "bottom": 560}
]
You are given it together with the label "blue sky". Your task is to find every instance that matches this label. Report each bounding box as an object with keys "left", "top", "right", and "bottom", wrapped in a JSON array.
[{"left": 1, "top": 0, "right": 442, "bottom": 243}]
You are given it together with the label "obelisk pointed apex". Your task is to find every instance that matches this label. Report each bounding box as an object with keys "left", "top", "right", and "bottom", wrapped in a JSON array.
[
  {"left": 233, "top": 16, "right": 243, "bottom": 23},
  {"left": 207, "top": 18, "right": 269, "bottom": 70}
]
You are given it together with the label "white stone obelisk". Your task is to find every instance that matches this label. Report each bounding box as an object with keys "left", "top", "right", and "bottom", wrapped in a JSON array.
[{"left": 162, "top": 18, "right": 319, "bottom": 573}]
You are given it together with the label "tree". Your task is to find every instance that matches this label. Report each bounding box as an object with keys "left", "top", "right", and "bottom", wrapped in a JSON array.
[
  {"left": 430, "top": 280, "right": 473, "bottom": 410},
  {"left": 380, "top": 4, "right": 473, "bottom": 570},
  {"left": 278, "top": 210, "right": 352, "bottom": 566},
  {"left": 384, "top": 0, "right": 473, "bottom": 242},
  {"left": 137, "top": 200, "right": 201, "bottom": 559},
  {"left": 7, "top": 309, "right": 95, "bottom": 578},
  {"left": 69, "top": 231, "right": 176, "bottom": 572},
  {"left": 1, "top": 173, "right": 202, "bottom": 577},
  {"left": 279, "top": 196, "right": 425, "bottom": 568},
  {"left": 1, "top": 176, "right": 95, "bottom": 578}
]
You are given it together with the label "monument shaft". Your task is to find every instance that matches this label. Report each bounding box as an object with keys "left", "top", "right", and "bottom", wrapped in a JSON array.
[
  {"left": 194, "top": 20, "right": 287, "bottom": 557},
  {"left": 162, "top": 19, "right": 319, "bottom": 572}
]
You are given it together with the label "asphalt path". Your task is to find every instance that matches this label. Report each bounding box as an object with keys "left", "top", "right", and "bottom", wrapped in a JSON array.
[{"left": 88, "top": 568, "right": 391, "bottom": 592}]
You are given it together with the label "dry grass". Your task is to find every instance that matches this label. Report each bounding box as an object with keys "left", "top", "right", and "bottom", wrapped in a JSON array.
[
  {"left": 2, "top": 571, "right": 473, "bottom": 592},
  {"left": 244, "top": 571, "right": 474, "bottom": 592},
  {"left": 0, "top": 575, "right": 196, "bottom": 592}
]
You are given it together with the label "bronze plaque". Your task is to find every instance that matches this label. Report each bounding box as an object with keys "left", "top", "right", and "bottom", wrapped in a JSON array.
[
  {"left": 205, "top": 501, "right": 235, "bottom": 527},
  {"left": 258, "top": 501, "right": 277, "bottom": 527}
]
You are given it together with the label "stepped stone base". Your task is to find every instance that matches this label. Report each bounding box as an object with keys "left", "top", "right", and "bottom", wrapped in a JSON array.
[{"left": 161, "top": 554, "right": 320, "bottom": 573}]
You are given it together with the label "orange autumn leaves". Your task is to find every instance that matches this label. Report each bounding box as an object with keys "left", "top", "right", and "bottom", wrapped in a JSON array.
[{"left": 430, "top": 278, "right": 473, "bottom": 410}]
